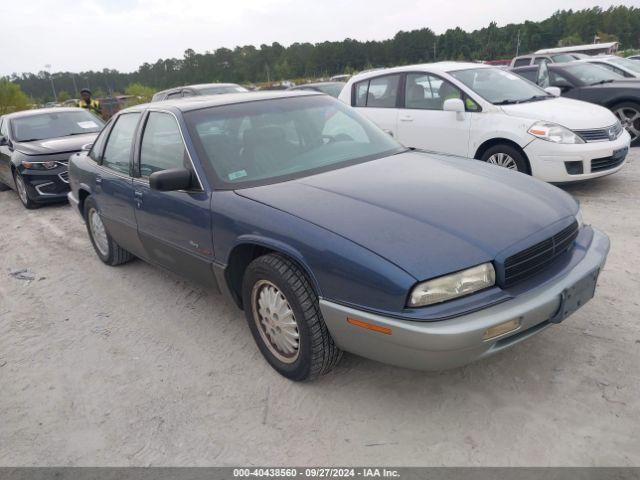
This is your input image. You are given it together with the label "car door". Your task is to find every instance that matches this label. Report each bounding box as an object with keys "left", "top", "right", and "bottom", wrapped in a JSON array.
[
  {"left": 93, "top": 112, "right": 143, "bottom": 256},
  {"left": 396, "top": 72, "right": 474, "bottom": 157},
  {"left": 132, "top": 110, "right": 216, "bottom": 288},
  {"left": 351, "top": 74, "right": 400, "bottom": 137},
  {"left": 0, "top": 118, "right": 12, "bottom": 185}
]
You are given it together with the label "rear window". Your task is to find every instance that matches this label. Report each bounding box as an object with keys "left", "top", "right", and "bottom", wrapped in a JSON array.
[{"left": 513, "top": 58, "right": 531, "bottom": 67}]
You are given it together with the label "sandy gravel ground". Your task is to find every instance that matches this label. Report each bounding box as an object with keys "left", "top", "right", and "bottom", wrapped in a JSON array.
[{"left": 0, "top": 150, "right": 639, "bottom": 467}]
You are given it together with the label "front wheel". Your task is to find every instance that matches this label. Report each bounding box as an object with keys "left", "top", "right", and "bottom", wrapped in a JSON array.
[
  {"left": 84, "top": 196, "right": 134, "bottom": 266},
  {"left": 242, "top": 253, "right": 342, "bottom": 381},
  {"left": 13, "top": 171, "right": 37, "bottom": 209},
  {"left": 612, "top": 101, "right": 640, "bottom": 146},
  {"left": 480, "top": 144, "right": 530, "bottom": 174}
]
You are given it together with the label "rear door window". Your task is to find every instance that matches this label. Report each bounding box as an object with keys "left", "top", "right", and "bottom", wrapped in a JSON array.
[
  {"left": 513, "top": 58, "right": 531, "bottom": 67},
  {"left": 101, "top": 113, "right": 140, "bottom": 175},
  {"left": 353, "top": 75, "right": 400, "bottom": 108}
]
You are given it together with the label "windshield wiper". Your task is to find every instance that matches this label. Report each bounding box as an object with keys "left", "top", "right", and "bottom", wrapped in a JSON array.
[
  {"left": 590, "top": 79, "right": 615, "bottom": 86},
  {"left": 494, "top": 95, "right": 550, "bottom": 105}
]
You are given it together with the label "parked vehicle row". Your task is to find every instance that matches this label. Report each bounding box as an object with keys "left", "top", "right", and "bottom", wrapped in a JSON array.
[{"left": 0, "top": 63, "right": 621, "bottom": 381}]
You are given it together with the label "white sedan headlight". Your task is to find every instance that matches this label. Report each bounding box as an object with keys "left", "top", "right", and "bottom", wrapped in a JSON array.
[
  {"left": 408, "top": 263, "right": 496, "bottom": 307},
  {"left": 528, "top": 121, "right": 585, "bottom": 144}
]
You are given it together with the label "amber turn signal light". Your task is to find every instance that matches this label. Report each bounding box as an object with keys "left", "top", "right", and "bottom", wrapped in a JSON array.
[{"left": 347, "top": 317, "right": 392, "bottom": 335}]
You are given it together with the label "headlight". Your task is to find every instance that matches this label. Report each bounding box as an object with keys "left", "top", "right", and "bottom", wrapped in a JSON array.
[
  {"left": 528, "top": 121, "right": 585, "bottom": 144},
  {"left": 21, "top": 160, "right": 58, "bottom": 170},
  {"left": 408, "top": 263, "right": 496, "bottom": 307}
]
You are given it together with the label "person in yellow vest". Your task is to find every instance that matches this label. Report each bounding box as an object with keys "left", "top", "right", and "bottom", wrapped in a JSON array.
[{"left": 78, "top": 88, "right": 102, "bottom": 116}]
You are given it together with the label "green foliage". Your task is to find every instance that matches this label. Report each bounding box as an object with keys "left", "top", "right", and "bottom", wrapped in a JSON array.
[
  {"left": 124, "top": 83, "right": 156, "bottom": 105},
  {"left": 5, "top": 5, "right": 640, "bottom": 100},
  {"left": 0, "top": 80, "right": 29, "bottom": 114},
  {"left": 57, "top": 90, "right": 71, "bottom": 102}
]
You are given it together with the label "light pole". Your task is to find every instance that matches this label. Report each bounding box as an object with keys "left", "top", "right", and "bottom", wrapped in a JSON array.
[{"left": 45, "top": 64, "right": 57, "bottom": 102}]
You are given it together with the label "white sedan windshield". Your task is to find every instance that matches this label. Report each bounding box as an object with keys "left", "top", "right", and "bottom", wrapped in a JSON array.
[{"left": 450, "top": 68, "right": 550, "bottom": 105}]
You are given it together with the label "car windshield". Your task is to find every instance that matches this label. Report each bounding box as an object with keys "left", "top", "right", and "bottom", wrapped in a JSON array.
[
  {"left": 450, "top": 67, "right": 550, "bottom": 104},
  {"left": 11, "top": 110, "right": 105, "bottom": 142},
  {"left": 198, "top": 85, "right": 249, "bottom": 95},
  {"left": 551, "top": 54, "right": 578, "bottom": 62},
  {"left": 563, "top": 63, "right": 623, "bottom": 84},
  {"left": 185, "top": 95, "right": 404, "bottom": 188},
  {"left": 606, "top": 56, "right": 640, "bottom": 74}
]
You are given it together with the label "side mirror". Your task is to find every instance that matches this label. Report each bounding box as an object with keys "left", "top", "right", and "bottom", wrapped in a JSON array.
[
  {"left": 544, "top": 86, "right": 561, "bottom": 97},
  {"left": 551, "top": 80, "right": 573, "bottom": 92},
  {"left": 149, "top": 168, "right": 193, "bottom": 191},
  {"left": 443, "top": 98, "right": 465, "bottom": 113}
]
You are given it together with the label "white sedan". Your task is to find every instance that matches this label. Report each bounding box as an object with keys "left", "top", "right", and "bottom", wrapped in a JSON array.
[{"left": 338, "top": 62, "right": 631, "bottom": 182}]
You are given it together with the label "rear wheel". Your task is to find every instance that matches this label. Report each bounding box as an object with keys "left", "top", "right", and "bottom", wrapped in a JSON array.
[
  {"left": 612, "top": 101, "right": 640, "bottom": 146},
  {"left": 84, "top": 196, "right": 134, "bottom": 266},
  {"left": 242, "top": 253, "right": 342, "bottom": 381},
  {"left": 13, "top": 171, "right": 37, "bottom": 209},
  {"left": 480, "top": 144, "right": 530, "bottom": 174}
]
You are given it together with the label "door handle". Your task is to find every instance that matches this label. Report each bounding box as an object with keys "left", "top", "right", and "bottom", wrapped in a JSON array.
[
  {"left": 399, "top": 115, "right": 413, "bottom": 122},
  {"left": 134, "top": 190, "right": 143, "bottom": 208}
]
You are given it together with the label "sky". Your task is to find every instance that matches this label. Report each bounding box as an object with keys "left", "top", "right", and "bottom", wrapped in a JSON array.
[{"left": 1, "top": 0, "right": 633, "bottom": 76}]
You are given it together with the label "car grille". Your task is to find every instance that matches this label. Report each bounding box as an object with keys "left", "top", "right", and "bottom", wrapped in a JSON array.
[
  {"left": 591, "top": 154, "right": 626, "bottom": 172},
  {"left": 58, "top": 171, "right": 69, "bottom": 183},
  {"left": 502, "top": 221, "right": 579, "bottom": 288},
  {"left": 575, "top": 123, "right": 623, "bottom": 142}
]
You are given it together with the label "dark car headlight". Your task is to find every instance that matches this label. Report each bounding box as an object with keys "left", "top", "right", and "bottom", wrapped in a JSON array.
[
  {"left": 21, "top": 159, "right": 59, "bottom": 170},
  {"left": 408, "top": 263, "right": 496, "bottom": 307}
]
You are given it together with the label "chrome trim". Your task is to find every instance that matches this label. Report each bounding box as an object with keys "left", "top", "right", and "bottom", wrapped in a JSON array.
[
  {"left": 35, "top": 182, "right": 57, "bottom": 196},
  {"left": 58, "top": 171, "right": 69, "bottom": 184},
  {"left": 94, "top": 163, "right": 132, "bottom": 180}
]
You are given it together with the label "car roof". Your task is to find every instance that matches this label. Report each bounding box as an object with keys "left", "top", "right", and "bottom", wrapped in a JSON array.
[
  {"left": 3, "top": 107, "right": 84, "bottom": 120},
  {"left": 123, "top": 90, "right": 323, "bottom": 114},
  {"left": 348, "top": 62, "right": 490, "bottom": 82},
  {"left": 156, "top": 83, "right": 242, "bottom": 95}
]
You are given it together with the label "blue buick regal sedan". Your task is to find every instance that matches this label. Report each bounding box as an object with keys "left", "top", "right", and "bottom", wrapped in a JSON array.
[{"left": 68, "top": 91, "right": 610, "bottom": 381}]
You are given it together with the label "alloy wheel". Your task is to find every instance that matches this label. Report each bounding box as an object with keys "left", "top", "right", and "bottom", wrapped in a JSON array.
[
  {"left": 15, "top": 174, "right": 29, "bottom": 205},
  {"left": 251, "top": 280, "right": 300, "bottom": 364},
  {"left": 88, "top": 208, "right": 109, "bottom": 257},
  {"left": 487, "top": 152, "right": 518, "bottom": 170},
  {"left": 614, "top": 106, "right": 640, "bottom": 143}
]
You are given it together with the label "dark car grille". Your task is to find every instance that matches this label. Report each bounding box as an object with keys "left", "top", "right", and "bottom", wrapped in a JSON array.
[
  {"left": 576, "top": 123, "right": 623, "bottom": 142},
  {"left": 502, "top": 221, "right": 579, "bottom": 288},
  {"left": 591, "top": 154, "right": 626, "bottom": 172},
  {"left": 58, "top": 171, "right": 70, "bottom": 183}
]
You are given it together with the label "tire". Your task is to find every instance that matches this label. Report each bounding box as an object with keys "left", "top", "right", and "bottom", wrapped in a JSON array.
[
  {"left": 242, "top": 253, "right": 342, "bottom": 381},
  {"left": 611, "top": 101, "right": 640, "bottom": 146},
  {"left": 13, "top": 171, "right": 38, "bottom": 209},
  {"left": 480, "top": 144, "right": 530, "bottom": 174},
  {"left": 83, "top": 196, "right": 134, "bottom": 266}
]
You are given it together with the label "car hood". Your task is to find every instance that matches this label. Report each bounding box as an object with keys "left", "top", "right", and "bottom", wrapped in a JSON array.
[
  {"left": 236, "top": 151, "right": 577, "bottom": 281},
  {"left": 500, "top": 97, "right": 617, "bottom": 129},
  {"left": 14, "top": 132, "right": 98, "bottom": 156}
]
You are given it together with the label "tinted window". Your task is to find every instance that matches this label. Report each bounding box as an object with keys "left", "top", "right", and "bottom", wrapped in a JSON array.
[
  {"left": 513, "top": 58, "right": 531, "bottom": 67},
  {"left": 166, "top": 91, "right": 182, "bottom": 99},
  {"left": 185, "top": 95, "right": 402, "bottom": 189},
  {"left": 88, "top": 121, "right": 111, "bottom": 162},
  {"left": 353, "top": 75, "right": 400, "bottom": 108},
  {"left": 551, "top": 54, "right": 577, "bottom": 63},
  {"left": 10, "top": 110, "right": 104, "bottom": 142},
  {"left": 101, "top": 113, "right": 140, "bottom": 175},
  {"left": 139, "top": 112, "right": 189, "bottom": 177},
  {"left": 562, "top": 63, "right": 622, "bottom": 84},
  {"left": 405, "top": 73, "right": 467, "bottom": 110},
  {"left": 517, "top": 69, "right": 538, "bottom": 83},
  {"left": 533, "top": 57, "right": 550, "bottom": 65}
]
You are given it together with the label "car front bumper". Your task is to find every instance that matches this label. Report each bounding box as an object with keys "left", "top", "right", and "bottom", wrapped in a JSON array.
[
  {"left": 524, "top": 131, "right": 631, "bottom": 182},
  {"left": 20, "top": 167, "right": 70, "bottom": 203},
  {"left": 319, "top": 227, "right": 610, "bottom": 371}
]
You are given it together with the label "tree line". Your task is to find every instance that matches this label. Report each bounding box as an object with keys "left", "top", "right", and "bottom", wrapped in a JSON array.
[{"left": 3, "top": 5, "right": 640, "bottom": 103}]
